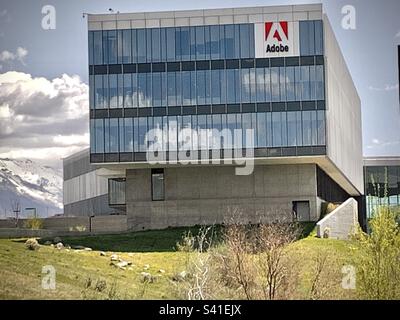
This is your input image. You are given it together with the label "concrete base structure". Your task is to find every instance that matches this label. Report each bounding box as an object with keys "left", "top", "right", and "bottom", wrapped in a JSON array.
[{"left": 126, "top": 164, "right": 323, "bottom": 231}]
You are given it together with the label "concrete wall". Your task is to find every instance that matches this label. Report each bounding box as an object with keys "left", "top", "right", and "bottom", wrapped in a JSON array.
[
  {"left": 316, "top": 198, "right": 358, "bottom": 240},
  {"left": 91, "top": 215, "right": 128, "bottom": 233},
  {"left": 126, "top": 164, "right": 319, "bottom": 231},
  {"left": 323, "top": 14, "right": 363, "bottom": 194},
  {"left": 64, "top": 194, "right": 123, "bottom": 217}
]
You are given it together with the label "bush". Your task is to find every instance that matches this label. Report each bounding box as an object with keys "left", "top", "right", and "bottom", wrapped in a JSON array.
[
  {"left": 25, "top": 238, "right": 40, "bottom": 250},
  {"left": 24, "top": 217, "right": 43, "bottom": 230}
]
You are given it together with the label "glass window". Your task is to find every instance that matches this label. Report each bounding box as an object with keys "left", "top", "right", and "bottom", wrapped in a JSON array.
[
  {"left": 167, "top": 72, "right": 176, "bottom": 106},
  {"left": 315, "top": 20, "right": 324, "bottom": 55},
  {"left": 317, "top": 110, "right": 326, "bottom": 145},
  {"left": 137, "top": 29, "right": 146, "bottom": 63},
  {"left": 240, "top": 24, "right": 250, "bottom": 58},
  {"left": 138, "top": 117, "right": 147, "bottom": 152},
  {"left": 122, "top": 29, "right": 132, "bottom": 63},
  {"left": 102, "top": 31, "right": 108, "bottom": 64},
  {"left": 180, "top": 27, "right": 190, "bottom": 61},
  {"left": 117, "top": 30, "right": 123, "bottom": 64},
  {"left": 279, "top": 67, "right": 286, "bottom": 101},
  {"left": 220, "top": 69, "right": 226, "bottom": 104},
  {"left": 132, "top": 73, "right": 138, "bottom": 107},
  {"left": 287, "top": 112, "right": 297, "bottom": 146},
  {"left": 124, "top": 118, "right": 133, "bottom": 152},
  {"left": 88, "top": 31, "right": 94, "bottom": 65},
  {"left": 204, "top": 26, "right": 211, "bottom": 60},
  {"left": 256, "top": 68, "right": 265, "bottom": 103},
  {"left": 131, "top": 29, "right": 137, "bottom": 63},
  {"left": 272, "top": 112, "right": 282, "bottom": 147},
  {"left": 90, "top": 119, "right": 95, "bottom": 151},
  {"left": 95, "top": 119, "right": 104, "bottom": 153},
  {"left": 151, "top": 169, "right": 165, "bottom": 201},
  {"left": 295, "top": 66, "right": 302, "bottom": 101},
  {"left": 190, "top": 70, "right": 196, "bottom": 106},
  {"left": 316, "top": 65, "right": 325, "bottom": 100},
  {"left": 105, "top": 118, "right": 119, "bottom": 153},
  {"left": 300, "top": 21, "right": 310, "bottom": 56},
  {"left": 310, "top": 65, "right": 317, "bottom": 100},
  {"left": 89, "top": 75, "right": 95, "bottom": 109},
  {"left": 271, "top": 67, "right": 280, "bottom": 102},
  {"left": 190, "top": 27, "right": 196, "bottom": 61},
  {"left": 264, "top": 68, "right": 271, "bottom": 102},
  {"left": 250, "top": 68, "right": 256, "bottom": 103},
  {"left": 301, "top": 66, "right": 310, "bottom": 101},
  {"left": 146, "top": 29, "right": 152, "bottom": 62},
  {"left": 138, "top": 73, "right": 147, "bottom": 108},
  {"left": 308, "top": 21, "right": 315, "bottom": 55},
  {"left": 152, "top": 73, "right": 162, "bottom": 107},
  {"left": 94, "top": 75, "right": 103, "bottom": 109},
  {"left": 152, "top": 28, "right": 161, "bottom": 62},
  {"left": 219, "top": 25, "right": 225, "bottom": 60},
  {"left": 205, "top": 70, "right": 211, "bottom": 105},
  {"left": 93, "top": 31, "right": 102, "bottom": 65},
  {"left": 302, "top": 111, "right": 312, "bottom": 146},
  {"left": 311, "top": 111, "right": 317, "bottom": 145},
  {"left": 211, "top": 69, "right": 221, "bottom": 105},
  {"left": 226, "top": 69, "right": 236, "bottom": 104},
  {"left": 118, "top": 74, "right": 123, "bottom": 108},
  {"left": 119, "top": 118, "right": 124, "bottom": 153},
  {"left": 197, "top": 115, "right": 207, "bottom": 150},
  {"left": 160, "top": 28, "right": 166, "bottom": 62},
  {"left": 257, "top": 113, "right": 267, "bottom": 148},
  {"left": 168, "top": 116, "right": 178, "bottom": 152},
  {"left": 197, "top": 70, "right": 206, "bottom": 105},
  {"left": 123, "top": 74, "right": 132, "bottom": 107},
  {"left": 225, "top": 25, "right": 235, "bottom": 59},
  {"left": 210, "top": 25, "right": 220, "bottom": 60},
  {"left": 182, "top": 71, "right": 191, "bottom": 106},
  {"left": 286, "top": 66, "right": 295, "bottom": 101},
  {"left": 196, "top": 26, "right": 205, "bottom": 60},
  {"left": 109, "top": 178, "right": 126, "bottom": 205},
  {"left": 241, "top": 68, "right": 250, "bottom": 103},
  {"left": 166, "top": 27, "right": 176, "bottom": 61},
  {"left": 109, "top": 74, "right": 118, "bottom": 108},
  {"left": 211, "top": 114, "right": 222, "bottom": 149},
  {"left": 107, "top": 30, "right": 118, "bottom": 64}
]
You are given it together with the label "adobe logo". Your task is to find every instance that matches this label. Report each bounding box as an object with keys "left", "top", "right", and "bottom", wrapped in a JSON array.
[{"left": 265, "top": 21, "right": 290, "bottom": 53}]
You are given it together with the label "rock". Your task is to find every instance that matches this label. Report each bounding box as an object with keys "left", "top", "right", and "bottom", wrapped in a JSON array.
[
  {"left": 143, "top": 264, "right": 150, "bottom": 270},
  {"left": 100, "top": 251, "right": 106, "bottom": 256},
  {"left": 72, "top": 245, "right": 86, "bottom": 250},
  {"left": 53, "top": 237, "right": 62, "bottom": 244},
  {"left": 116, "top": 261, "right": 128, "bottom": 269},
  {"left": 110, "top": 254, "right": 119, "bottom": 261},
  {"left": 128, "top": 267, "right": 133, "bottom": 271},
  {"left": 84, "top": 247, "right": 92, "bottom": 251},
  {"left": 50, "top": 244, "right": 54, "bottom": 248},
  {"left": 172, "top": 271, "right": 187, "bottom": 282},
  {"left": 44, "top": 241, "right": 52, "bottom": 245},
  {"left": 55, "top": 242, "right": 64, "bottom": 250},
  {"left": 25, "top": 238, "right": 39, "bottom": 251},
  {"left": 158, "top": 269, "right": 166, "bottom": 274}
]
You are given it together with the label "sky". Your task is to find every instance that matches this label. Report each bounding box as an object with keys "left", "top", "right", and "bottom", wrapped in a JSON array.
[{"left": 0, "top": 0, "right": 399, "bottom": 168}]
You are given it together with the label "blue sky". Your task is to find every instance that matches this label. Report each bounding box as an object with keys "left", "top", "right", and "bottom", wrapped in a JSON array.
[{"left": 0, "top": 0, "right": 399, "bottom": 166}]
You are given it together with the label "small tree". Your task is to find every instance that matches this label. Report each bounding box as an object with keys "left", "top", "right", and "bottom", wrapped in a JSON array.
[
  {"left": 10, "top": 199, "right": 21, "bottom": 227},
  {"left": 353, "top": 205, "right": 400, "bottom": 299}
]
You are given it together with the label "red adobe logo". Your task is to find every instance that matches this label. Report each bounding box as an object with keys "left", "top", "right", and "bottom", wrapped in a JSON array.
[{"left": 265, "top": 21, "right": 289, "bottom": 42}]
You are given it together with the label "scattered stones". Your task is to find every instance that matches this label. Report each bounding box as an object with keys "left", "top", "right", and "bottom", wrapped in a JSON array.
[
  {"left": 84, "top": 247, "right": 92, "bottom": 251},
  {"left": 100, "top": 251, "right": 106, "bottom": 256},
  {"left": 116, "top": 261, "right": 128, "bottom": 269},
  {"left": 143, "top": 264, "right": 150, "bottom": 270},
  {"left": 53, "top": 237, "right": 62, "bottom": 244},
  {"left": 55, "top": 242, "right": 64, "bottom": 250},
  {"left": 25, "top": 238, "right": 40, "bottom": 251},
  {"left": 158, "top": 269, "right": 166, "bottom": 274}
]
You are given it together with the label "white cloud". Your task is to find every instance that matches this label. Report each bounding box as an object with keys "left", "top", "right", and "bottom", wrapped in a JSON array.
[
  {"left": 0, "top": 71, "right": 89, "bottom": 165},
  {"left": 396, "top": 30, "right": 400, "bottom": 38},
  {"left": 0, "top": 47, "right": 28, "bottom": 66},
  {"left": 368, "top": 84, "right": 399, "bottom": 92}
]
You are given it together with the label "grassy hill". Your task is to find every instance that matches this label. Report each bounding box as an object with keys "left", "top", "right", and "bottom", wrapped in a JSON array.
[{"left": 0, "top": 226, "right": 357, "bottom": 300}]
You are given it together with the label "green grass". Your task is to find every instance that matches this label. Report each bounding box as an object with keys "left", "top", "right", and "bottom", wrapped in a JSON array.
[{"left": 0, "top": 225, "right": 357, "bottom": 300}]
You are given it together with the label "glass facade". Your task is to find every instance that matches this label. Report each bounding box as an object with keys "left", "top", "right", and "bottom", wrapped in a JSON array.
[
  {"left": 364, "top": 166, "right": 400, "bottom": 218},
  {"left": 89, "top": 20, "right": 326, "bottom": 161}
]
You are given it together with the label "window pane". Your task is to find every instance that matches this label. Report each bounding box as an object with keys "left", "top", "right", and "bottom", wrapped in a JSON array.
[
  {"left": 138, "top": 74, "right": 147, "bottom": 107},
  {"left": 109, "top": 178, "right": 126, "bottom": 205},
  {"left": 271, "top": 67, "right": 280, "bottom": 102},
  {"left": 210, "top": 25, "right": 220, "bottom": 59},
  {"left": 123, "top": 74, "right": 132, "bottom": 107},
  {"left": 205, "top": 70, "right": 211, "bottom": 105},
  {"left": 219, "top": 25, "right": 225, "bottom": 59},
  {"left": 226, "top": 69, "right": 236, "bottom": 104},
  {"left": 240, "top": 24, "right": 250, "bottom": 58},
  {"left": 301, "top": 66, "right": 310, "bottom": 100},
  {"left": 281, "top": 112, "right": 287, "bottom": 147},
  {"left": 117, "top": 30, "right": 123, "bottom": 64},
  {"left": 197, "top": 70, "right": 206, "bottom": 105},
  {"left": 152, "top": 28, "right": 161, "bottom": 62},
  {"left": 302, "top": 111, "right": 312, "bottom": 146},
  {"left": 311, "top": 111, "right": 317, "bottom": 145},
  {"left": 317, "top": 110, "right": 326, "bottom": 145},
  {"left": 190, "top": 70, "right": 196, "bottom": 105},
  {"left": 211, "top": 69, "right": 221, "bottom": 105},
  {"left": 256, "top": 68, "right": 265, "bottom": 102},
  {"left": 196, "top": 26, "right": 205, "bottom": 60},
  {"left": 132, "top": 73, "right": 138, "bottom": 107},
  {"left": 257, "top": 112, "right": 267, "bottom": 147},
  {"left": 315, "top": 20, "right": 324, "bottom": 55},
  {"left": 138, "top": 117, "right": 147, "bottom": 152},
  {"left": 279, "top": 67, "right": 286, "bottom": 101},
  {"left": 102, "top": 31, "right": 108, "bottom": 64},
  {"left": 89, "top": 75, "right": 95, "bottom": 109},
  {"left": 90, "top": 119, "right": 95, "bottom": 151},
  {"left": 94, "top": 75, "right": 103, "bottom": 109},
  {"left": 88, "top": 31, "right": 94, "bottom": 65},
  {"left": 124, "top": 118, "right": 133, "bottom": 152},
  {"left": 109, "top": 74, "right": 118, "bottom": 108},
  {"left": 122, "top": 30, "right": 131, "bottom": 63},
  {"left": 166, "top": 28, "right": 176, "bottom": 61},
  {"left": 204, "top": 26, "right": 211, "bottom": 60},
  {"left": 180, "top": 27, "right": 190, "bottom": 61},
  {"left": 287, "top": 112, "right": 297, "bottom": 146},
  {"left": 118, "top": 74, "right": 123, "bottom": 108},
  {"left": 310, "top": 65, "right": 317, "bottom": 100},
  {"left": 316, "top": 65, "right": 325, "bottom": 100},
  {"left": 286, "top": 66, "right": 295, "bottom": 101},
  {"left": 182, "top": 71, "right": 191, "bottom": 106},
  {"left": 308, "top": 21, "right": 315, "bottom": 55},
  {"left": 241, "top": 68, "right": 250, "bottom": 103},
  {"left": 93, "top": 31, "right": 102, "bottom": 65},
  {"left": 168, "top": 116, "right": 178, "bottom": 151},
  {"left": 152, "top": 170, "right": 165, "bottom": 201},
  {"left": 295, "top": 66, "right": 302, "bottom": 101},
  {"left": 137, "top": 29, "right": 146, "bottom": 63},
  {"left": 153, "top": 73, "right": 162, "bottom": 107},
  {"left": 272, "top": 112, "right": 282, "bottom": 147},
  {"left": 299, "top": 21, "right": 309, "bottom": 56},
  {"left": 110, "top": 118, "right": 119, "bottom": 152},
  {"left": 250, "top": 68, "right": 256, "bottom": 103},
  {"left": 160, "top": 28, "right": 166, "bottom": 62},
  {"left": 190, "top": 27, "right": 196, "bottom": 61},
  {"left": 265, "top": 68, "right": 271, "bottom": 102},
  {"left": 108, "top": 30, "right": 118, "bottom": 64},
  {"left": 225, "top": 25, "right": 235, "bottom": 59},
  {"left": 95, "top": 119, "right": 104, "bottom": 153},
  {"left": 146, "top": 29, "right": 152, "bottom": 62},
  {"left": 132, "top": 29, "right": 137, "bottom": 63}
]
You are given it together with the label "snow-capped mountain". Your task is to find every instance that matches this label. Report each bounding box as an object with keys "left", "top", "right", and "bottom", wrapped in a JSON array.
[{"left": 0, "top": 158, "right": 63, "bottom": 218}]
